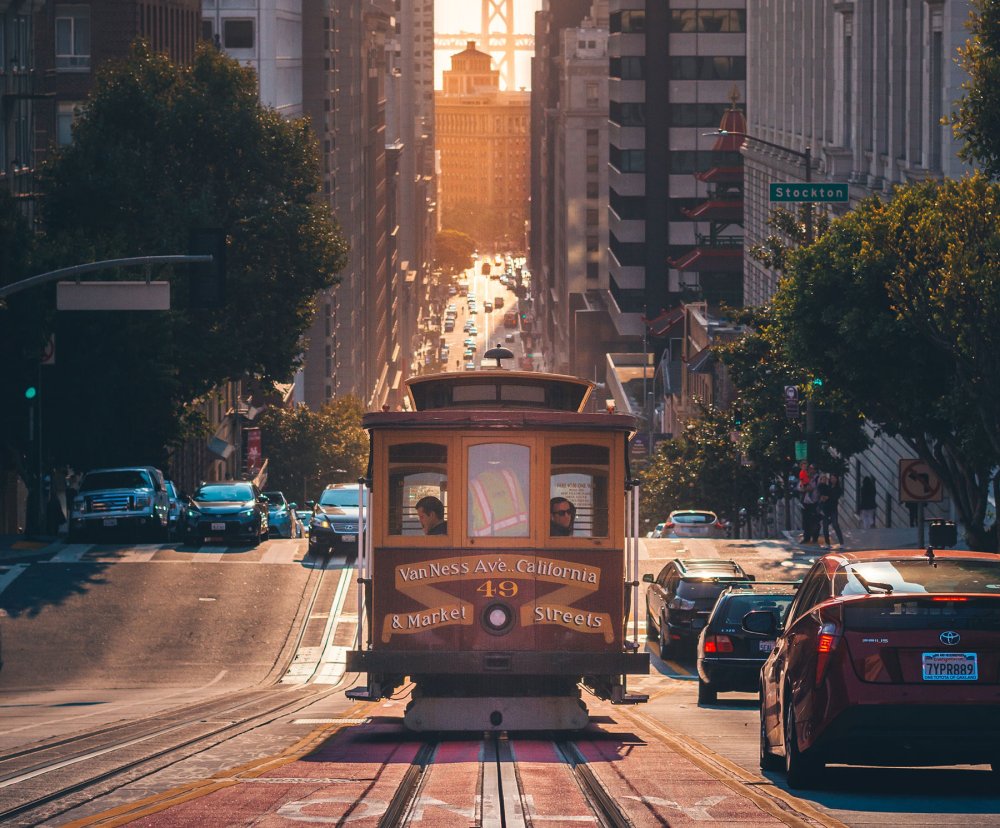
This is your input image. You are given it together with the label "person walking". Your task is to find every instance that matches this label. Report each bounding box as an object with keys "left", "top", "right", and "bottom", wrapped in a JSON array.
[
  {"left": 798, "top": 464, "right": 821, "bottom": 544},
  {"left": 819, "top": 472, "right": 845, "bottom": 548},
  {"left": 859, "top": 475, "right": 877, "bottom": 528}
]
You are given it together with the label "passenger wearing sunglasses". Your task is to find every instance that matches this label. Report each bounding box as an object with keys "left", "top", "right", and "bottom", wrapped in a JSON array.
[{"left": 549, "top": 497, "right": 576, "bottom": 537}]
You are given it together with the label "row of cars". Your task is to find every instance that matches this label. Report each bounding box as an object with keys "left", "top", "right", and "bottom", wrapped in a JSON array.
[
  {"left": 66, "top": 466, "right": 357, "bottom": 551},
  {"left": 647, "top": 549, "right": 1000, "bottom": 788}
]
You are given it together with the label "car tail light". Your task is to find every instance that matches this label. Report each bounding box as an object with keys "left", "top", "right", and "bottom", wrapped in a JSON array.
[
  {"left": 814, "top": 616, "right": 842, "bottom": 687},
  {"left": 663, "top": 522, "right": 674, "bottom": 531},
  {"left": 714, "top": 520, "right": 725, "bottom": 529},
  {"left": 668, "top": 596, "right": 696, "bottom": 611},
  {"left": 703, "top": 634, "right": 734, "bottom": 653}
]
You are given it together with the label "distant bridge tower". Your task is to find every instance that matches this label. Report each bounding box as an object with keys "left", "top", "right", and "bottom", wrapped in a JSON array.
[
  {"left": 482, "top": 0, "right": 517, "bottom": 91},
  {"left": 434, "top": 0, "right": 534, "bottom": 92}
]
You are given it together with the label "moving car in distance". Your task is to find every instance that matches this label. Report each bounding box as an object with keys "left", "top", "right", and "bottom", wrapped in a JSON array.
[
  {"left": 751, "top": 548, "right": 1000, "bottom": 788},
  {"left": 695, "top": 582, "right": 798, "bottom": 704},
  {"left": 183, "top": 481, "right": 269, "bottom": 545},
  {"left": 660, "top": 509, "right": 727, "bottom": 538},
  {"left": 263, "top": 490, "right": 301, "bottom": 538},
  {"left": 295, "top": 502, "right": 314, "bottom": 536},
  {"left": 309, "top": 484, "right": 367, "bottom": 559},
  {"left": 644, "top": 558, "right": 753, "bottom": 658},
  {"left": 164, "top": 480, "right": 183, "bottom": 539}
]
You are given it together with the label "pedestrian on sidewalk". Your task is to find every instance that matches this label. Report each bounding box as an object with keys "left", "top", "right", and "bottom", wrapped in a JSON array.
[
  {"left": 819, "top": 472, "right": 845, "bottom": 548},
  {"left": 798, "top": 464, "right": 821, "bottom": 544},
  {"left": 859, "top": 475, "right": 876, "bottom": 528}
]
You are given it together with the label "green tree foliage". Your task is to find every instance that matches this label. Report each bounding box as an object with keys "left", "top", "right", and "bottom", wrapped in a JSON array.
[
  {"left": 773, "top": 175, "right": 1000, "bottom": 550},
  {"left": 716, "top": 306, "right": 870, "bottom": 484},
  {"left": 441, "top": 200, "right": 509, "bottom": 251},
  {"left": 257, "top": 396, "right": 368, "bottom": 504},
  {"left": 951, "top": 0, "right": 1000, "bottom": 178},
  {"left": 434, "top": 229, "right": 477, "bottom": 274},
  {"left": 9, "top": 41, "right": 347, "bottom": 471},
  {"left": 638, "top": 403, "right": 758, "bottom": 531}
]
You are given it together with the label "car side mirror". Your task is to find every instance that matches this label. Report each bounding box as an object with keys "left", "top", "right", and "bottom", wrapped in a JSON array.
[
  {"left": 745, "top": 574, "right": 756, "bottom": 582},
  {"left": 260, "top": 494, "right": 269, "bottom": 503},
  {"left": 289, "top": 502, "right": 297, "bottom": 510},
  {"left": 742, "top": 609, "right": 778, "bottom": 637},
  {"left": 306, "top": 500, "right": 315, "bottom": 509},
  {"left": 642, "top": 573, "right": 654, "bottom": 583}
]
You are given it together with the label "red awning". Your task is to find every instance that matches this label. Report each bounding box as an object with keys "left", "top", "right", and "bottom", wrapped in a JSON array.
[
  {"left": 669, "top": 247, "right": 743, "bottom": 272},
  {"left": 642, "top": 307, "right": 685, "bottom": 337}
]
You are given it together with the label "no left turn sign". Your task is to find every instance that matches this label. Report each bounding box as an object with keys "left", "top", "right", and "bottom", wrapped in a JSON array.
[{"left": 898, "top": 458, "right": 943, "bottom": 503}]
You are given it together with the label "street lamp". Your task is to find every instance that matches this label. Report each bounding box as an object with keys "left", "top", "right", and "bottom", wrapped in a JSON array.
[{"left": 706, "top": 129, "right": 813, "bottom": 244}]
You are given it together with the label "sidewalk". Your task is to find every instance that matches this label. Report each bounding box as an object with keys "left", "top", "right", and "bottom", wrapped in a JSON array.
[
  {"left": 781, "top": 525, "right": 968, "bottom": 551},
  {"left": 0, "top": 534, "right": 62, "bottom": 563}
]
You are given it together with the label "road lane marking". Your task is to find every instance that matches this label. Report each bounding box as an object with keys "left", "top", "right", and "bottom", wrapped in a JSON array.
[{"left": 0, "top": 564, "right": 28, "bottom": 596}]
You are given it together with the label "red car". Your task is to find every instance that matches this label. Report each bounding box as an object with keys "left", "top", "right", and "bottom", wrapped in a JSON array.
[{"left": 748, "top": 548, "right": 1000, "bottom": 788}]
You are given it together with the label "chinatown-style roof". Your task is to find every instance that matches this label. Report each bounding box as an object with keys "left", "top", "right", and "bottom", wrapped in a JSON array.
[
  {"left": 680, "top": 200, "right": 744, "bottom": 221},
  {"left": 712, "top": 104, "right": 748, "bottom": 151},
  {"left": 695, "top": 166, "right": 743, "bottom": 184},
  {"left": 669, "top": 247, "right": 743, "bottom": 272}
]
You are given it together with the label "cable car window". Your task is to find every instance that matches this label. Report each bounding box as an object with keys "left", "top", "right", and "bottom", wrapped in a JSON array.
[
  {"left": 388, "top": 443, "right": 448, "bottom": 536},
  {"left": 550, "top": 444, "right": 610, "bottom": 537},
  {"left": 468, "top": 443, "right": 530, "bottom": 537},
  {"left": 499, "top": 385, "right": 546, "bottom": 404}
]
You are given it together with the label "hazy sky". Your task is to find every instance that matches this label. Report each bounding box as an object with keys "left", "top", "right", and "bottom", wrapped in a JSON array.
[{"left": 435, "top": 0, "right": 542, "bottom": 90}]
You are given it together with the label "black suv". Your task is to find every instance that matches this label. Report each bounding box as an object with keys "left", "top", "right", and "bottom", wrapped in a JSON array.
[
  {"left": 695, "top": 583, "right": 797, "bottom": 704},
  {"left": 308, "top": 484, "right": 367, "bottom": 558},
  {"left": 643, "top": 558, "right": 752, "bottom": 658}
]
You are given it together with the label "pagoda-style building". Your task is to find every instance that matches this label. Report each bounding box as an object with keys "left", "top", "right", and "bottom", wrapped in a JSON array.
[{"left": 668, "top": 94, "right": 746, "bottom": 309}]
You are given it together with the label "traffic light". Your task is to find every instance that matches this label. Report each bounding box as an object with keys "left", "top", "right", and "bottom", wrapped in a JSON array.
[
  {"left": 811, "top": 377, "right": 823, "bottom": 387},
  {"left": 188, "top": 228, "right": 227, "bottom": 309},
  {"left": 733, "top": 403, "right": 743, "bottom": 429},
  {"left": 24, "top": 386, "right": 37, "bottom": 400}
]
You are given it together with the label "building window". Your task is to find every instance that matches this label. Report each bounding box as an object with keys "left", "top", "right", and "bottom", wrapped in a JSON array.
[
  {"left": 586, "top": 181, "right": 599, "bottom": 198},
  {"left": 609, "top": 147, "right": 646, "bottom": 173},
  {"left": 586, "top": 153, "right": 599, "bottom": 173},
  {"left": 670, "top": 56, "right": 746, "bottom": 81},
  {"left": 586, "top": 262, "right": 599, "bottom": 281},
  {"left": 56, "top": 101, "right": 81, "bottom": 146},
  {"left": 610, "top": 56, "right": 645, "bottom": 80},
  {"left": 610, "top": 10, "right": 645, "bottom": 34},
  {"left": 609, "top": 101, "right": 646, "bottom": 127},
  {"left": 586, "top": 129, "right": 599, "bottom": 147},
  {"left": 586, "top": 234, "right": 599, "bottom": 253},
  {"left": 55, "top": 6, "right": 91, "bottom": 70},
  {"left": 223, "top": 19, "right": 254, "bottom": 50},
  {"left": 669, "top": 10, "right": 747, "bottom": 33},
  {"left": 586, "top": 81, "right": 599, "bottom": 106},
  {"left": 201, "top": 19, "right": 214, "bottom": 42},
  {"left": 586, "top": 209, "right": 599, "bottom": 227}
]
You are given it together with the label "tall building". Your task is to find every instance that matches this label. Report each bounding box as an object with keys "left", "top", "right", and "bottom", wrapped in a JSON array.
[
  {"left": 744, "top": 0, "right": 971, "bottom": 531},
  {"left": 545, "top": 17, "right": 609, "bottom": 377},
  {"left": 605, "top": 2, "right": 746, "bottom": 336},
  {"left": 436, "top": 41, "right": 529, "bottom": 253}
]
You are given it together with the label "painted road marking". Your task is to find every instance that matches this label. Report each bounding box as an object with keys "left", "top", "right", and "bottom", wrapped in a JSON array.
[
  {"left": 50, "top": 544, "right": 93, "bottom": 562},
  {"left": 0, "top": 564, "right": 28, "bottom": 596}
]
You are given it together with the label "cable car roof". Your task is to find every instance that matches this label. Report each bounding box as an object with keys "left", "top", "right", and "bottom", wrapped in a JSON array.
[{"left": 406, "top": 370, "right": 594, "bottom": 413}]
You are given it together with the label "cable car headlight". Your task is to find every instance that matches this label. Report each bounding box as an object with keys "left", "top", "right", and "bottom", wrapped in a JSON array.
[{"left": 482, "top": 602, "right": 515, "bottom": 635}]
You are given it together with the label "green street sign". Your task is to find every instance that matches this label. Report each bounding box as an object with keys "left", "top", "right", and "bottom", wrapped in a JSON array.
[
  {"left": 795, "top": 440, "right": 808, "bottom": 461},
  {"left": 769, "top": 183, "right": 849, "bottom": 203}
]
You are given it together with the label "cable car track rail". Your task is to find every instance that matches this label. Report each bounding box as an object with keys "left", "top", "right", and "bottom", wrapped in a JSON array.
[{"left": 0, "top": 560, "right": 353, "bottom": 825}]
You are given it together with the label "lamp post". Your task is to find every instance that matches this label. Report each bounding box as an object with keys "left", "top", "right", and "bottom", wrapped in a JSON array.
[{"left": 707, "top": 130, "right": 813, "bottom": 244}]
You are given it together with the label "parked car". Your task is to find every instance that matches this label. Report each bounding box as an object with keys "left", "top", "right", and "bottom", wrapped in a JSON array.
[
  {"left": 643, "top": 558, "right": 753, "bottom": 658},
  {"left": 464, "top": 361, "right": 477, "bottom": 371},
  {"left": 309, "top": 484, "right": 367, "bottom": 558},
  {"left": 68, "top": 466, "right": 171, "bottom": 542},
  {"left": 183, "top": 481, "right": 269, "bottom": 545},
  {"left": 695, "top": 583, "right": 798, "bottom": 704},
  {"left": 751, "top": 548, "right": 1000, "bottom": 788},
  {"left": 164, "top": 480, "right": 184, "bottom": 539},
  {"left": 263, "top": 490, "right": 301, "bottom": 538},
  {"left": 295, "top": 502, "right": 315, "bottom": 536},
  {"left": 650, "top": 521, "right": 667, "bottom": 538},
  {"left": 660, "top": 509, "right": 727, "bottom": 538}
]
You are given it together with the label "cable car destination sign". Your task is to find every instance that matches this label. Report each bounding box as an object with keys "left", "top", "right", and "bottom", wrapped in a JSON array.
[{"left": 770, "top": 182, "right": 849, "bottom": 202}]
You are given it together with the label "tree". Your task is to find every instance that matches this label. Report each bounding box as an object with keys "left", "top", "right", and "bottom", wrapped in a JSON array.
[
  {"left": 772, "top": 176, "right": 1000, "bottom": 550},
  {"left": 257, "top": 396, "right": 368, "bottom": 504},
  {"left": 9, "top": 41, "right": 347, "bottom": 472},
  {"left": 951, "top": 0, "right": 1000, "bottom": 178},
  {"left": 639, "top": 403, "right": 760, "bottom": 532},
  {"left": 434, "top": 229, "right": 477, "bottom": 274},
  {"left": 716, "top": 305, "right": 870, "bottom": 484}
]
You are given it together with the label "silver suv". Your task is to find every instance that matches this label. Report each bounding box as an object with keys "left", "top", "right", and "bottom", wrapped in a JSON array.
[{"left": 68, "top": 466, "right": 171, "bottom": 542}]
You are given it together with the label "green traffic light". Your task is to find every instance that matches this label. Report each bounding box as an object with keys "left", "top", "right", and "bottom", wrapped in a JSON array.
[
  {"left": 812, "top": 378, "right": 824, "bottom": 387},
  {"left": 25, "top": 386, "right": 37, "bottom": 400}
]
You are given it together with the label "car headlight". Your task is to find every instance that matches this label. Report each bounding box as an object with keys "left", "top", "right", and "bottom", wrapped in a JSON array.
[
  {"left": 185, "top": 507, "right": 201, "bottom": 519},
  {"left": 241, "top": 508, "right": 257, "bottom": 518},
  {"left": 313, "top": 515, "right": 330, "bottom": 528}
]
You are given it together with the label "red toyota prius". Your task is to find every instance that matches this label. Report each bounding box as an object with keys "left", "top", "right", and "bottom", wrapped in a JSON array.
[{"left": 747, "top": 548, "right": 1000, "bottom": 788}]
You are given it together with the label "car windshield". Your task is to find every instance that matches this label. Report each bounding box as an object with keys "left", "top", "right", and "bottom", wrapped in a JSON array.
[
  {"left": 196, "top": 484, "right": 254, "bottom": 502},
  {"left": 319, "top": 488, "right": 368, "bottom": 507},
  {"left": 263, "top": 492, "right": 285, "bottom": 506},
  {"left": 718, "top": 593, "right": 795, "bottom": 625},
  {"left": 836, "top": 559, "right": 1000, "bottom": 597},
  {"left": 672, "top": 512, "right": 716, "bottom": 524},
  {"left": 679, "top": 580, "right": 744, "bottom": 600},
  {"left": 81, "top": 470, "right": 152, "bottom": 491}
]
